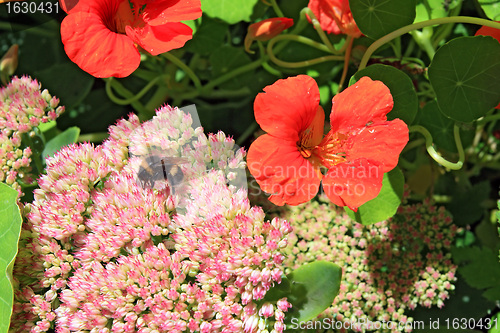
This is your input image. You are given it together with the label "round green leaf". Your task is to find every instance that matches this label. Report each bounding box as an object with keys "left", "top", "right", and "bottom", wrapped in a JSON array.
[
  {"left": 428, "top": 36, "right": 500, "bottom": 123},
  {"left": 417, "top": 100, "right": 457, "bottom": 152},
  {"left": 345, "top": 167, "right": 404, "bottom": 225},
  {"left": 201, "top": 0, "right": 259, "bottom": 24},
  {"left": 184, "top": 16, "right": 229, "bottom": 56},
  {"left": 478, "top": 0, "right": 500, "bottom": 20},
  {"left": 209, "top": 45, "right": 253, "bottom": 89},
  {"left": 42, "top": 126, "right": 80, "bottom": 162},
  {"left": 349, "top": 0, "right": 417, "bottom": 40},
  {"left": 0, "top": 183, "right": 22, "bottom": 333},
  {"left": 353, "top": 64, "right": 418, "bottom": 124},
  {"left": 285, "top": 261, "right": 342, "bottom": 323}
]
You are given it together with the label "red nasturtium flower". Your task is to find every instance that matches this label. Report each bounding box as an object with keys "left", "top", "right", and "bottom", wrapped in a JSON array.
[
  {"left": 244, "top": 17, "right": 294, "bottom": 52},
  {"left": 247, "top": 75, "right": 409, "bottom": 211},
  {"left": 59, "top": 0, "right": 202, "bottom": 78},
  {"left": 308, "top": 0, "right": 361, "bottom": 38}
]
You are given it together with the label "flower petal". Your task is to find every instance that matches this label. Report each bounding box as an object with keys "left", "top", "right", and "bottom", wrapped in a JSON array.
[
  {"left": 61, "top": 11, "right": 141, "bottom": 78},
  {"left": 345, "top": 118, "right": 408, "bottom": 173},
  {"left": 141, "top": 0, "right": 203, "bottom": 26},
  {"left": 254, "top": 75, "right": 321, "bottom": 142},
  {"left": 322, "top": 158, "right": 383, "bottom": 211},
  {"left": 330, "top": 77, "right": 394, "bottom": 133},
  {"left": 308, "top": 0, "right": 342, "bottom": 34},
  {"left": 248, "top": 134, "right": 322, "bottom": 206},
  {"left": 126, "top": 22, "right": 194, "bottom": 56}
]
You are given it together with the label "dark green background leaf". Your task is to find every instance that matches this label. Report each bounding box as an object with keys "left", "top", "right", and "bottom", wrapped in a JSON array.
[
  {"left": 350, "top": 0, "right": 417, "bottom": 40},
  {"left": 209, "top": 45, "right": 253, "bottom": 89},
  {"left": 428, "top": 36, "right": 500, "bottom": 123},
  {"left": 285, "top": 261, "right": 342, "bottom": 323},
  {"left": 447, "top": 181, "right": 490, "bottom": 226},
  {"left": 184, "top": 16, "right": 229, "bottom": 56},
  {"left": 0, "top": 183, "right": 23, "bottom": 333},
  {"left": 353, "top": 64, "right": 418, "bottom": 124},
  {"left": 345, "top": 167, "right": 405, "bottom": 225}
]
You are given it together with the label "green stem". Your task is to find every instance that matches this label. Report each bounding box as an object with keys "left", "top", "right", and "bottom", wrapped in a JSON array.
[
  {"left": 162, "top": 52, "right": 202, "bottom": 91},
  {"left": 0, "top": 22, "right": 56, "bottom": 37},
  {"left": 269, "top": 0, "right": 284, "bottom": 17},
  {"left": 477, "top": 112, "right": 500, "bottom": 125},
  {"left": 402, "top": 137, "right": 425, "bottom": 152},
  {"left": 270, "top": 34, "right": 333, "bottom": 53},
  {"left": 410, "top": 27, "right": 435, "bottom": 60},
  {"left": 302, "top": 7, "right": 337, "bottom": 53},
  {"left": 359, "top": 17, "right": 500, "bottom": 70},
  {"left": 105, "top": 76, "right": 160, "bottom": 105},
  {"left": 202, "top": 58, "right": 266, "bottom": 92},
  {"left": 409, "top": 124, "right": 465, "bottom": 170}
]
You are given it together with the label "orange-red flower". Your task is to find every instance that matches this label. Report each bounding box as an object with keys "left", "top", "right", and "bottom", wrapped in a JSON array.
[
  {"left": 308, "top": 0, "right": 361, "bottom": 38},
  {"left": 60, "top": 0, "right": 202, "bottom": 78},
  {"left": 247, "top": 75, "right": 408, "bottom": 211},
  {"left": 244, "top": 17, "right": 294, "bottom": 52}
]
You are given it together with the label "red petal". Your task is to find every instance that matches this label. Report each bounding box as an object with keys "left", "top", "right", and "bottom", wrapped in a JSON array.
[
  {"left": 345, "top": 118, "right": 408, "bottom": 173},
  {"left": 247, "top": 134, "right": 322, "bottom": 206},
  {"left": 330, "top": 77, "right": 394, "bottom": 133},
  {"left": 126, "top": 22, "right": 194, "bottom": 55},
  {"left": 308, "top": 0, "right": 342, "bottom": 34},
  {"left": 61, "top": 11, "right": 140, "bottom": 78},
  {"left": 141, "top": 0, "right": 202, "bottom": 26},
  {"left": 322, "top": 158, "right": 383, "bottom": 211},
  {"left": 248, "top": 17, "right": 294, "bottom": 41},
  {"left": 254, "top": 75, "right": 321, "bottom": 142}
]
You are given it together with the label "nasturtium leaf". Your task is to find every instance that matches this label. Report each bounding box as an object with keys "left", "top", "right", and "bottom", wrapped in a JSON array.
[
  {"left": 345, "top": 167, "right": 404, "bottom": 225},
  {"left": 352, "top": 64, "right": 418, "bottom": 124},
  {"left": 452, "top": 246, "right": 500, "bottom": 302},
  {"left": 349, "top": 0, "right": 417, "bottom": 40},
  {"left": 209, "top": 45, "right": 253, "bottom": 89},
  {"left": 414, "top": 0, "right": 459, "bottom": 23},
  {"left": 201, "top": 0, "right": 259, "bottom": 24},
  {"left": 478, "top": 0, "right": 500, "bottom": 20},
  {"left": 184, "top": 16, "right": 228, "bottom": 56},
  {"left": 417, "top": 100, "right": 456, "bottom": 152},
  {"left": 428, "top": 36, "right": 500, "bottom": 123},
  {"left": 285, "top": 261, "right": 342, "bottom": 323},
  {"left": 34, "top": 62, "right": 94, "bottom": 109},
  {"left": 42, "top": 126, "right": 80, "bottom": 161},
  {"left": 0, "top": 183, "right": 22, "bottom": 333}
]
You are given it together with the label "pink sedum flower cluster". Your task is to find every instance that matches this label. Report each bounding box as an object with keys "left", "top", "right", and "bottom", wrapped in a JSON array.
[
  {"left": 282, "top": 195, "right": 458, "bottom": 332},
  {"left": 0, "top": 76, "right": 64, "bottom": 194},
  {"left": 11, "top": 105, "right": 292, "bottom": 333}
]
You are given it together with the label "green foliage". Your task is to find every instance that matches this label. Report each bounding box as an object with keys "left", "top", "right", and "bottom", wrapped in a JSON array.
[
  {"left": 349, "top": 0, "right": 417, "bottom": 39},
  {"left": 184, "top": 17, "right": 229, "bottom": 56},
  {"left": 209, "top": 45, "right": 253, "bottom": 89},
  {"left": 428, "top": 36, "right": 500, "bottom": 123},
  {"left": 42, "top": 126, "right": 80, "bottom": 161},
  {"left": 0, "top": 183, "right": 23, "bottom": 333},
  {"left": 201, "top": 0, "right": 260, "bottom": 24},
  {"left": 284, "top": 261, "right": 342, "bottom": 324},
  {"left": 352, "top": 64, "right": 418, "bottom": 124},
  {"left": 452, "top": 246, "right": 500, "bottom": 302},
  {"left": 448, "top": 181, "right": 490, "bottom": 226},
  {"left": 478, "top": 0, "right": 500, "bottom": 20},
  {"left": 345, "top": 167, "right": 405, "bottom": 225},
  {"left": 414, "top": 0, "right": 461, "bottom": 22}
]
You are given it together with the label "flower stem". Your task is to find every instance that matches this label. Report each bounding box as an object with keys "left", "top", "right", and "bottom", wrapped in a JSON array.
[
  {"left": 359, "top": 17, "right": 500, "bottom": 70},
  {"left": 338, "top": 35, "right": 354, "bottom": 92},
  {"left": 162, "top": 52, "right": 202, "bottom": 91},
  {"left": 409, "top": 124, "right": 465, "bottom": 170},
  {"left": 105, "top": 76, "right": 160, "bottom": 105},
  {"left": 302, "top": 7, "right": 337, "bottom": 53},
  {"left": 269, "top": 0, "right": 285, "bottom": 17}
]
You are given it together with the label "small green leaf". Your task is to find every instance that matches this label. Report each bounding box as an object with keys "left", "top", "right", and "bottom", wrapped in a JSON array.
[
  {"left": 417, "top": 100, "right": 456, "bottom": 152},
  {"left": 285, "top": 261, "right": 342, "bottom": 323},
  {"left": 478, "top": 0, "right": 500, "bottom": 20},
  {"left": 349, "top": 0, "right": 417, "bottom": 40},
  {"left": 345, "top": 167, "right": 404, "bottom": 225},
  {"left": 428, "top": 36, "right": 500, "bottom": 123},
  {"left": 414, "top": 0, "right": 459, "bottom": 22},
  {"left": 0, "top": 183, "right": 23, "bottom": 333},
  {"left": 353, "top": 64, "right": 418, "bottom": 124},
  {"left": 42, "top": 126, "right": 80, "bottom": 161},
  {"left": 201, "top": 0, "right": 259, "bottom": 24}
]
